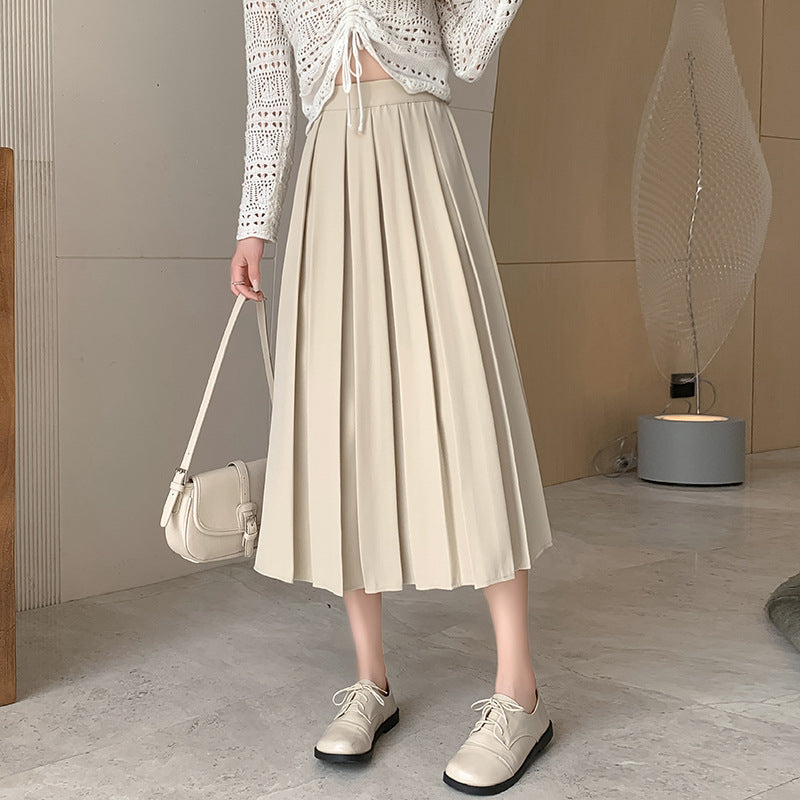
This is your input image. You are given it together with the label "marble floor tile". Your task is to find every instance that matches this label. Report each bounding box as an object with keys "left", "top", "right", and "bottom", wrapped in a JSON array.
[
  {"left": 749, "top": 778, "right": 800, "bottom": 799},
  {"left": 2, "top": 447, "right": 799, "bottom": 799}
]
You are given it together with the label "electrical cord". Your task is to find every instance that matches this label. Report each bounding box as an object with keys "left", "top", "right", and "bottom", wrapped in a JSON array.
[{"left": 590, "top": 378, "right": 717, "bottom": 477}]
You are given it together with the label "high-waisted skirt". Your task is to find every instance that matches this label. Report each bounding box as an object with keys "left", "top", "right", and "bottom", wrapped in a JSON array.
[{"left": 252, "top": 76, "right": 553, "bottom": 597}]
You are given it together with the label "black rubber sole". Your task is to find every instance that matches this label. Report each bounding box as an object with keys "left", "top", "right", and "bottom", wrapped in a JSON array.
[
  {"left": 313, "top": 706, "right": 400, "bottom": 763},
  {"left": 442, "top": 720, "right": 554, "bottom": 796}
]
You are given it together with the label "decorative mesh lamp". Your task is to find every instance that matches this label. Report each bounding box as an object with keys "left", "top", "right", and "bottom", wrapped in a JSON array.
[{"left": 631, "top": 0, "right": 772, "bottom": 486}]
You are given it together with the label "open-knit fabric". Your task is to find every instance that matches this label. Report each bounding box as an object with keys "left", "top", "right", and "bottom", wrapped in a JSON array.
[{"left": 236, "top": 0, "right": 524, "bottom": 242}]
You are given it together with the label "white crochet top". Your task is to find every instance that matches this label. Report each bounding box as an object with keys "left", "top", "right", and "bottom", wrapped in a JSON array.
[{"left": 236, "top": 0, "right": 524, "bottom": 242}]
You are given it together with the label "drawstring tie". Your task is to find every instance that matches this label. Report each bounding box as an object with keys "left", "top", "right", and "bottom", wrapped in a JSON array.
[{"left": 341, "top": 27, "right": 365, "bottom": 132}]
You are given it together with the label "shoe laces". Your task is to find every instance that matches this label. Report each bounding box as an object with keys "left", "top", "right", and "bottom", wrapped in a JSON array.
[
  {"left": 331, "top": 680, "right": 387, "bottom": 724},
  {"left": 467, "top": 695, "right": 526, "bottom": 749}
]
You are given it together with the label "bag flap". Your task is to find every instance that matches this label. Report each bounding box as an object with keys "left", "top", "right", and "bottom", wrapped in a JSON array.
[
  {"left": 190, "top": 458, "right": 267, "bottom": 535},
  {"left": 191, "top": 463, "right": 244, "bottom": 534}
]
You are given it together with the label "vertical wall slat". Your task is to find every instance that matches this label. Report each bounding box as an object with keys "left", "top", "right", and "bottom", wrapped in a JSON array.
[{"left": 0, "top": 0, "right": 59, "bottom": 611}]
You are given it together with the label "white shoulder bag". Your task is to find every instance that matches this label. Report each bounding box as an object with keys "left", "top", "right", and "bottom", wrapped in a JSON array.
[{"left": 159, "top": 293, "right": 274, "bottom": 563}]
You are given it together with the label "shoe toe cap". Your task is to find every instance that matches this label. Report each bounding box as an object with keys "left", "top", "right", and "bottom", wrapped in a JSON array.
[
  {"left": 444, "top": 746, "right": 512, "bottom": 787},
  {"left": 316, "top": 725, "right": 371, "bottom": 756}
]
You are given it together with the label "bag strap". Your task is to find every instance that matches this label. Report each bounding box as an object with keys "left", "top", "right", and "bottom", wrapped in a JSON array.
[{"left": 160, "top": 293, "right": 274, "bottom": 526}]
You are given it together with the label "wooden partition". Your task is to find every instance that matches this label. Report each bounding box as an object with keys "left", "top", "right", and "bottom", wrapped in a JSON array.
[{"left": 0, "top": 147, "right": 15, "bottom": 706}]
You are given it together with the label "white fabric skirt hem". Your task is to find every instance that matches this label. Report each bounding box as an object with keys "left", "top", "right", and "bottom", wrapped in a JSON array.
[{"left": 252, "top": 537, "right": 554, "bottom": 595}]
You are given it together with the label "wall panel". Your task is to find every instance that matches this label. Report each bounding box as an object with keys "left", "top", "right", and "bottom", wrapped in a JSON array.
[{"left": 1, "top": 0, "right": 60, "bottom": 610}]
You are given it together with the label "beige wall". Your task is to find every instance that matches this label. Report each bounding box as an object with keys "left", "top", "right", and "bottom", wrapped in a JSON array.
[
  {"left": 491, "top": 0, "right": 799, "bottom": 486},
  {"left": 53, "top": 1, "right": 276, "bottom": 601}
]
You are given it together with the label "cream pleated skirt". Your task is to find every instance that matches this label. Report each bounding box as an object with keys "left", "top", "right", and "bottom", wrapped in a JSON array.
[{"left": 252, "top": 77, "right": 553, "bottom": 596}]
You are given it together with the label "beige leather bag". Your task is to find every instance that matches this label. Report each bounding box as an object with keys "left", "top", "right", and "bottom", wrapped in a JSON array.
[{"left": 159, "top": 293, "right": 274, "bottom": 563}]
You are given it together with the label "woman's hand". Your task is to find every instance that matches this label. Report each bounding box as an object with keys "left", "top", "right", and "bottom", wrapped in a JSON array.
[{"left": 230, "top": 237, "right": 267, "bottom": 302}]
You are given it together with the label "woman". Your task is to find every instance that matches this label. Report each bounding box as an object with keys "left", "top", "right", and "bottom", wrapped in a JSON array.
[{"left": 229, "top": 0, "right": 555, "bottom": 793}]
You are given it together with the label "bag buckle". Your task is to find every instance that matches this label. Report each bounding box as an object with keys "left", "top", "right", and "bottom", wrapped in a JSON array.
[
  {"left": 242, "top": 516, "right": 259, "bottom": 558},
  {"left": 236, "top": 501, "right": 259, "bottom": 558},
  {"left": 160, "top": 467, "right": 188, "bottom": 527}
]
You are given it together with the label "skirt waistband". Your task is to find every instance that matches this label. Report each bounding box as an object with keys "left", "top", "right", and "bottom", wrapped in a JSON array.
[{"left": 322, "top": 77, "right": 443, "bottom": 113}]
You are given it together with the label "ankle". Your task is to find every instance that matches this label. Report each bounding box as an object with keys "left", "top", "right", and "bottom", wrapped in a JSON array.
[
  {"left": 495, "top": 677, "right": 538, "bottom": 713},
  {"left": 359, "top": 671, "right": 389, "bottom": 693}
]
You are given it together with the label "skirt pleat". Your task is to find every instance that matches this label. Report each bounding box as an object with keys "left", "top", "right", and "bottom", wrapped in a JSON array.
[
  {"left": 253, "top": 78, "right": 553, "bottom": 596},
  {"left": 371, "top": 104, "right": 458, "bottom": 590}
]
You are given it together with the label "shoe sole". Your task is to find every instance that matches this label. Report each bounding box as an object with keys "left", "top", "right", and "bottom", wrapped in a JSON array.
[
  {"left": 442, "top": 719, "right": 554, "bottom": 796},
  {"left": 313, "top": 706, "right": 400, "bottom": 764}
]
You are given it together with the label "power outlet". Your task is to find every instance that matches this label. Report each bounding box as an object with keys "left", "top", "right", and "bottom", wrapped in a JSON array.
[{"left": 670, "top": 373, "right": 696, "bottom": 399}]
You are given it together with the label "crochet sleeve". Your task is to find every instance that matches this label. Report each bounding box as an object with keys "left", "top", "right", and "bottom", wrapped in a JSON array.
[
  {"left": 435, "top": 0, "right": 524, "bottom": 83},
  {"left": 236, "top": 0, "right": 297, "bottom": 243}
]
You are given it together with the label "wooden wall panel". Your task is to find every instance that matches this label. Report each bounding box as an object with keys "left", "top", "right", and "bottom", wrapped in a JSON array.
[
  {"left": 486, "top": 0, "right": 784, "bottom": 485},
  {"left": 0, "top": 147, "right": 16, "bottom": 706},
  {"left": 500, "top": 262, "right": 755, "bottom": 485},
  {"left": 761, "top": 0, "right": 800, "bottom": 138},
  {"left": 489, "top": 0, "right": 763, "bottom": 266},
  {"left": 752, "top": 139, "right": 800, "bottom": 451}
]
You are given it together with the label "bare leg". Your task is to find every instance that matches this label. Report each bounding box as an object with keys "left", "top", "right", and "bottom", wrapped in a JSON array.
[
  {"left": 342, "top": 587, "right": 389, "bottom": 691},
  {"left": 482, "top": 568, "right": 539, "bottom": 713}
]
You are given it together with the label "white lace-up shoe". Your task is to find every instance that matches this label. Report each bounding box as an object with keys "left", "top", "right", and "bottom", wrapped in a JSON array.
[
  {"left": 313, "top": 678, "right": 400, "bottom": 763},
  {"left": 443, "top": 689, "right": 553, "bottom": 795}
]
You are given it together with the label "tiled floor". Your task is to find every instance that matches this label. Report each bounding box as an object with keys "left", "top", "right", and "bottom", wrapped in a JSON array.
[{"left": 2, "top": 448, "right": 799, "bottom": 798}]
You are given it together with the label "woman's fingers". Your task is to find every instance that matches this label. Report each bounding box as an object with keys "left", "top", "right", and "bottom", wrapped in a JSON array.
[
  {"left": 230, "top": 242, "right": 265, "bottom": 302},
  {"left": 247, "top": 254, "right": 260, "bottom": 293}
]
